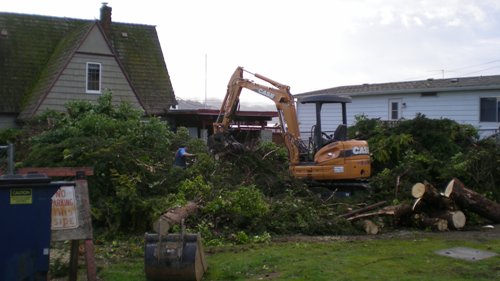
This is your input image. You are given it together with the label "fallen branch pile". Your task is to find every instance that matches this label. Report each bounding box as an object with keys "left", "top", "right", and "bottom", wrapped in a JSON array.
[{"left": 344, "top": 178, "right": 500, "bottom": 234}]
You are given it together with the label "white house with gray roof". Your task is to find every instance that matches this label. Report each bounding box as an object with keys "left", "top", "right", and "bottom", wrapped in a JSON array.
[{"left": 295, "top": 75, "right": 500, "bottom": 140}]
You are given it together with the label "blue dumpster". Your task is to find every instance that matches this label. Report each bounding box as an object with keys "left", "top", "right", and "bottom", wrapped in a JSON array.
[{"left": 0, "top": 174, "right": 70, "bottom": 281}]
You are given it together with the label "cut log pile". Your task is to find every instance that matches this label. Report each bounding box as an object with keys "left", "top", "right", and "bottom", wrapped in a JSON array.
[{"left": 344, "top": 178, "right": 500, "bottom": 234}]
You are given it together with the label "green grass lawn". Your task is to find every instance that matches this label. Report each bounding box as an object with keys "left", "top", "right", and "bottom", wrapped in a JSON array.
[{"left": 96, "top": 235, "right": 500, "bottom": 281}]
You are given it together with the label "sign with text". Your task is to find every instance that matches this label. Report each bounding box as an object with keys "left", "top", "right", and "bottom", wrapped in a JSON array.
[
  {"left": 10, "top": 188, "right": 33, "bottom": 204},
  {"left": 51, "top": 180, "right": 93, "bottom": 241},
  {"left": 51, "top": 185, "right": 79, "bottom": 230}
]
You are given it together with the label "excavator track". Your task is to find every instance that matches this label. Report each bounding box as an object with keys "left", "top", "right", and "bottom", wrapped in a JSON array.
[{"left": 307, "top": 180, "right": 370, "bottom": 198}]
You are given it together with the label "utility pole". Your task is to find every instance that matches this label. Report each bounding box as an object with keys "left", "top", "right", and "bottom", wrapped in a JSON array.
[{"left": 204, "top": 54, "right": 208, "bottom": 109}]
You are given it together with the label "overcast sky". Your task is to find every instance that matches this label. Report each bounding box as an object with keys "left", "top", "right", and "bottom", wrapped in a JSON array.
[{"left": 3, "top": 0, "right": 500, "bottom": 106}]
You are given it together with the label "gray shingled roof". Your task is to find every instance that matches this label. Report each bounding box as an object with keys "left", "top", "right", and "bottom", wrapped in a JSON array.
[
  {"left": 0, "top": 12, "right": 176, "bottom": 119},
  {"left": 110, "top": 22, "right": 176, "bottom": 114},
  {"left": 297, "top": 75, "right": 500, "bottom": 97},
  {"left": 17, "top": 18, "right": 94, "bottom": 120}
]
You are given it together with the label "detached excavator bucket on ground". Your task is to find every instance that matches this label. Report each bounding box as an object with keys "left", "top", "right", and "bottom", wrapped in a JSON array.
[
  {"left": 144, "top": 232, "right": 207, "bottom": 281},
  {"left": 145, "top": 203, "right": 207, "bottom": 281}
]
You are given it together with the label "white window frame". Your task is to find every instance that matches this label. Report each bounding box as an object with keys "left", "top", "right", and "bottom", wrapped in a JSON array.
[
  {"left": 86, "top": 62, "right": 102, "bottom": 94},
  {"left": 388, "top": 98, "right": 402, "bottom": 120}
]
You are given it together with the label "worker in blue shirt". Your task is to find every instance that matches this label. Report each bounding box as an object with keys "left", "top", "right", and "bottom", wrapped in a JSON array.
[{"left": 174, "top": 145, "right": 195, "bottom": 168}]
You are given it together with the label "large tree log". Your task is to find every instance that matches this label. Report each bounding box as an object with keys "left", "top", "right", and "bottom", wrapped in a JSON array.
[
  {"left": 153, "top": 201, "right": 199, "bottom": 235},
  {"left": 412, "top": 198, "right": 423, "bottom": 212},
  {"left": 411, "top": 182, "right": 440, "bottom": 200},
  {"left": 411, "top": 182, "right": 455, "bottom": 210},
  {"left": 444, "top": 178, "right": 500, "bottom": 223},
  {"left": 433, "top": 210, "right": 466, "bottom": 230},
  {"left": 414, "top": 214, "right": 448, "bottom": 231}
]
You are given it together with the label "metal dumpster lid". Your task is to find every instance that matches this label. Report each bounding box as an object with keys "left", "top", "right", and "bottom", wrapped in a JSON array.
[{"left": 0, "top": 173, "right": 51, "bottom": 185}]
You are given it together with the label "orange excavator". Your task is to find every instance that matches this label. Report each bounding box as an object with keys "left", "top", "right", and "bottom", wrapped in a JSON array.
[{"left": 209, "top": 66, "right": 371, "bottom": 187}]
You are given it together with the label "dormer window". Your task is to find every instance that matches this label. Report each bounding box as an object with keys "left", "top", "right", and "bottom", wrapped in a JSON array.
[{"left": 86, "top": 62, "right": 101, "bottom": 94}]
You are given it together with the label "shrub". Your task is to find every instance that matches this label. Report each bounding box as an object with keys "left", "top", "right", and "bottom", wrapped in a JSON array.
[{"left": 351, "top": 114, "right": 498, "bottom": 202}]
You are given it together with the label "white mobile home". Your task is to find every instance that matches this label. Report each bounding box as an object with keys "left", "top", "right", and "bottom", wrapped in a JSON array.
[{"left": 296, "top": 75, "right": 500, "bottom": 140}]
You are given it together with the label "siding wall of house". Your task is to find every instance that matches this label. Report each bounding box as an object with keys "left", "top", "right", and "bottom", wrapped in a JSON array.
[
  {"left": 37, "top": 27, "right": 142, "bottom": 114},
  {"left": 0, "top": 116, "right": 18, "bottom": 129},
  {"left": 297, "top": 89, "right": 500, "bottom": 140},
  {"left": 78, "top": 25, "right": 113, "bottom": 55}
]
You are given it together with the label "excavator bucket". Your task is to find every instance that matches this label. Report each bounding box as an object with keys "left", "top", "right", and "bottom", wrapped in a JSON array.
[
  {"left": 208, "top": 132, "right": 245, "bottom": 156},
  {"left": 144, "top": 233, "right": 208, "bottom": 281}
]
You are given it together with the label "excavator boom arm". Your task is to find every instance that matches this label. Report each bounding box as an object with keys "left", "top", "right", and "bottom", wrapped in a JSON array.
[{"left": 213, "top": 67, "right": 303, "bottom": 163}]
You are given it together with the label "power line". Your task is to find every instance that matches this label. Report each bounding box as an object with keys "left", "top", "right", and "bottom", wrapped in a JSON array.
[
  {"left": 403, "top": 59, "right": 500, "bottom": 81},
  {"left": 459, "top": 64, "right": 500, "bottom": 76},
  {"left": 402, "top": 70, "right": 445, "bottom": 81},
  {"left": 449, "top": 59, "right": 500, "bottom": 72}
]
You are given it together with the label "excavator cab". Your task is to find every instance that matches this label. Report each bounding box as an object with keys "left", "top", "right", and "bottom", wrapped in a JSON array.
[
  {"left": 300, "top": 95, "right": 352, "bottom": 156},
  {"left": 292, "top": 94, "right": 370, "bottom": 183}
]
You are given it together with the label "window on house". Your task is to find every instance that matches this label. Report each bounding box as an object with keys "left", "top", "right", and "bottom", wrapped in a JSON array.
[
  {"left": 86, "top": 62, "right": 101, "bottom": 93},
  {"left": 389, "top": 99, "right": 401, "bottom": 120},
  {"left": 480, "top": 97, "right": 500, "bottom": 122}
]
